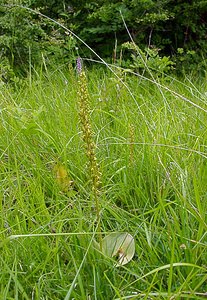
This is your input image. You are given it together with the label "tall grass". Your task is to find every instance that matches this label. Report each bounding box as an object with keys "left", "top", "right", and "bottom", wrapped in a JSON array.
[{"left": 0, "top": 65, "right": 207, "bottom": 299}]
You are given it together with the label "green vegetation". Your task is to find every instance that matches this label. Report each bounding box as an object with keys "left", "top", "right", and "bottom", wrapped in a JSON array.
[
  {"left": 0, "top": 63, "right": 207, "bottom": 299},
  {"left": 0, "top": 1, "right": 206, "bottom": 298},
  {"left": 0, "top": 0, "right": 207, "bottom": 79}
]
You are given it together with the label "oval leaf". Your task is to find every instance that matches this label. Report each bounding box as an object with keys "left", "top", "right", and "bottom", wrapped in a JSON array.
[{"left": 102, "top": 232, "right": 135, "bottom": 266}]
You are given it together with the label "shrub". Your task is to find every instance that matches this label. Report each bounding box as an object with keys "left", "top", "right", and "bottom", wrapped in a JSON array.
[{"left": 0, "top": 0, "right": 206, "bottom": 76}]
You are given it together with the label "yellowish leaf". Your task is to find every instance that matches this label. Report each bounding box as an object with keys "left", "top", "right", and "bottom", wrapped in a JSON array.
[
  {"left": 102, "top": 232, "right": 135, "bottom": 266},
  {"left": 53, "top": 164, "right": 73, "bottom": 192}
]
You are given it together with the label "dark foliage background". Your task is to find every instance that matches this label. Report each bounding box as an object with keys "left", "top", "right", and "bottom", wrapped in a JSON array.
[{"left": 0, "top": 0, "right": 206, "bottom": 79}]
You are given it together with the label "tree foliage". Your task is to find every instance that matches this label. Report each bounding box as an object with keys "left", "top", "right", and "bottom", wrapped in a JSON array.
[{"left": 0, "top": 0, "right": 206, "bottom": 78}]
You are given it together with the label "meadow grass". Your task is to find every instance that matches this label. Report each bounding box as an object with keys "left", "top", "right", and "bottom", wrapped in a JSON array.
[{"left": 0, "top": 65, "right": 207, "bottom": 299}]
